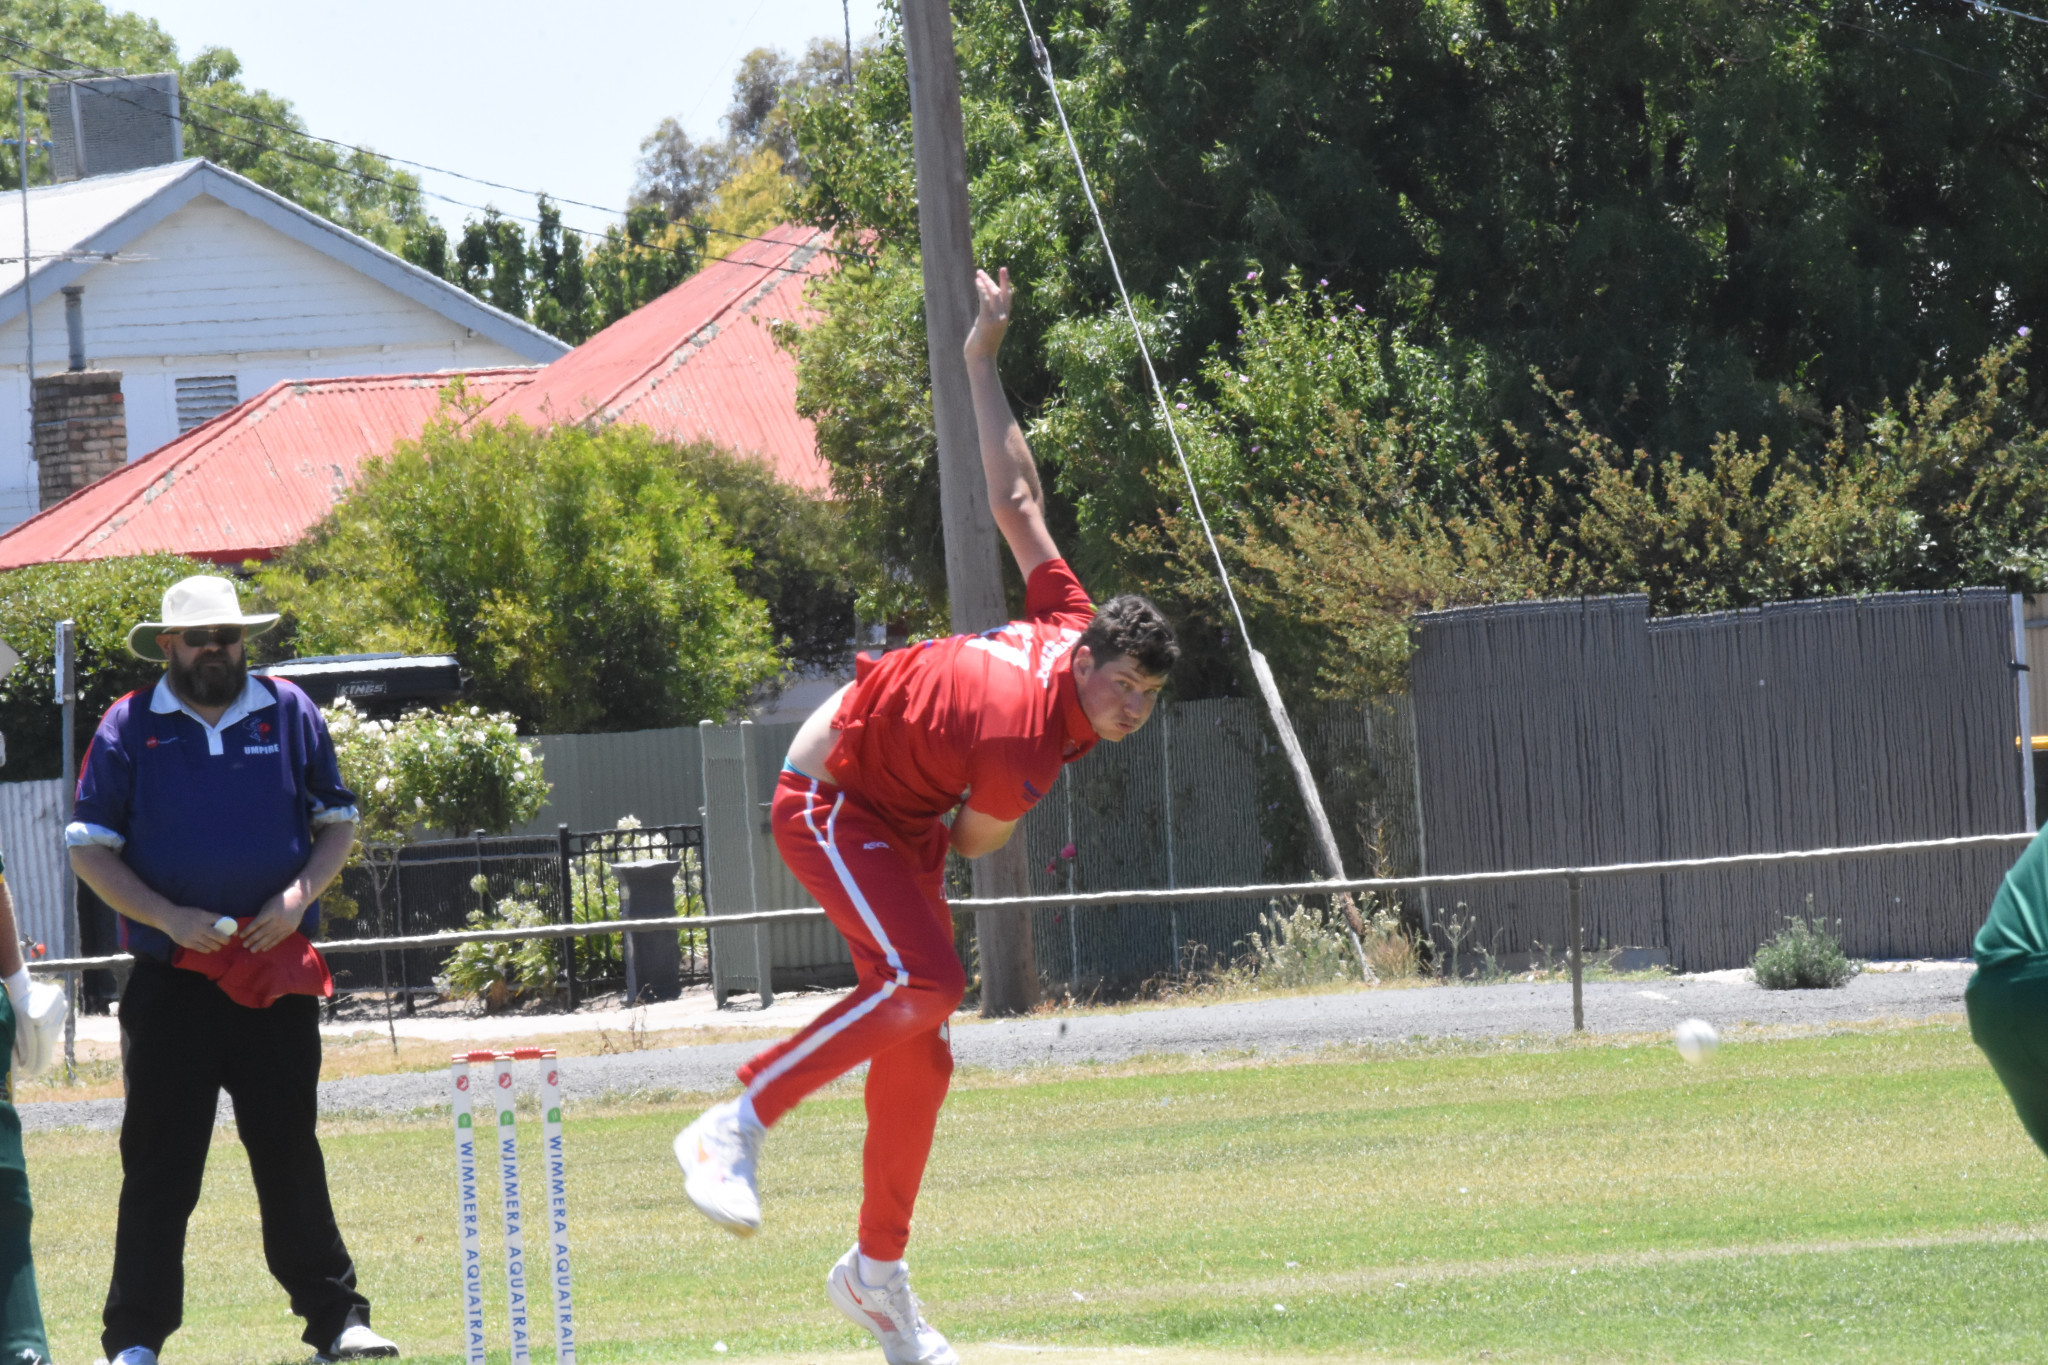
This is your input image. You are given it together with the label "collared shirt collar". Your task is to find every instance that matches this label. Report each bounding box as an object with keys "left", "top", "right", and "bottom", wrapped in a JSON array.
[
  {"left": 1053, "top": 657, "right": 1100, "bottom": 763},
  {"left": 150, "top": 674, "right": 273, "bottom": 757}
]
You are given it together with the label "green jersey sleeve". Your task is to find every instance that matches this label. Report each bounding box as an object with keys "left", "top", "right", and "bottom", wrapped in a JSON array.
[{"left": 1975, "top": 830, "right": 2048, "bottom": 968}]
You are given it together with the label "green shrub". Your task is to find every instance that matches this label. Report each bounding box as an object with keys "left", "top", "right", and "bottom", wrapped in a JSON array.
[
  {"left": 324, "top": 699, "right": 549, "bottom": 925},
  {"left": 257, "top": 416, "right": 780, "bottom": 734},
  {"left": 437, "top": 879, "right": 559, "bottom": 1011},
  {"left": 0, "top": 554, "right": 203, "bottom": 779},
  {"left": 1752, "top": 911, "right": 1859, "bottom": 990},
  {"left": 1221, "top": 895, "right": 1421, "bottom": 991}
]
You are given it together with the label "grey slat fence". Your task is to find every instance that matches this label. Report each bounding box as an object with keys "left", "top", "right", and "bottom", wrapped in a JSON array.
[
  {"left": 1411, "top": 590, "right": 2024, "bottom": 971},
  {"left": 0, "top": 778, "right": 69, "bottom": 956}
]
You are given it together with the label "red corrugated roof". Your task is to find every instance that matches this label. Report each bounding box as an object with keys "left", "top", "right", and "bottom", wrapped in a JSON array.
[
  {"left": 0, "top": 369, "right": 537, "bottom": 569},
  {"left": 477, "top": 223, "right": 835, "bottom": 492},
  {"left": 0, "top": 224, "right": 839, "bottom": 569}
]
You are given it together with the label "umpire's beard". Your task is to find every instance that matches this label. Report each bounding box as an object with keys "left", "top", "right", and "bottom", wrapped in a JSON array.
[{"left": 168, "top": 650, "right": 246, "bottom": 709}]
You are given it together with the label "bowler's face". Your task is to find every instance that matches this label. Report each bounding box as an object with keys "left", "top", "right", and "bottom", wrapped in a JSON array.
[{"left": 1072, "top": 645, "right": 1166, "bottom": 741}]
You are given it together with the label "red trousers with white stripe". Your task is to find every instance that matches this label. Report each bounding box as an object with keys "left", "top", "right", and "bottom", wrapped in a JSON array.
[{"left": 736, "top": 771, "right": 967, "bottom": 1260}]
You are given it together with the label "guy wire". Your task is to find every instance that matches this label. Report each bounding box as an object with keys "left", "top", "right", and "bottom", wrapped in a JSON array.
[
  {"left": 1010, "top": 1, "right": 1250, "bottom": 648},
  {"left": 1011, "top": 0, "right": 1377, "bottom": 981}
]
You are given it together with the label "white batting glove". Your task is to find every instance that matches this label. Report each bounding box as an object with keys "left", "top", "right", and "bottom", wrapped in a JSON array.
[{"left": 8, "top": 972, "right": 64, "bottom": 1080}]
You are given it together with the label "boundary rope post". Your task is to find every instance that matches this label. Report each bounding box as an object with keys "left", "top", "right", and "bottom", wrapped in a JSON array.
[
  {"left": 2014, "top": 592, "right": 2036, "bottom": 833},
  {"left": 1567, "top": 875, "right": 1585, "bottom": 1032},
  {"left": 556, "top": 823, "right": 578, "bottom": 1009},
  {"left": 56, "top": 617, "right": 77, "bottom": 1082}
]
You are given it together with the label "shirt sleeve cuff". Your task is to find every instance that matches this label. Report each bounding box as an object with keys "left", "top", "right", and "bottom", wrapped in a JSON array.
[
  {"left": 64, "top": 821, "right": 125, "bottom": 849},
  {"left": 310, "top": 804, "right": 359, "bottom": 828}
]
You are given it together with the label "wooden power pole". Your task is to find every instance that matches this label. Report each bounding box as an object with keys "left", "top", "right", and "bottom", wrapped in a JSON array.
[{"left": 901, "top": 0, "right": 1040, "bottom": 1015}]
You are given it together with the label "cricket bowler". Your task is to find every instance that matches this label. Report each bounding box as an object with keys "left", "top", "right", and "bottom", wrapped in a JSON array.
[{"left": 674, "top": 266, "right": 1180, "bottom": 1364}]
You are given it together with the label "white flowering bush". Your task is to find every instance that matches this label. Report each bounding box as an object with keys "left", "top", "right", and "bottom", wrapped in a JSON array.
[
  {"left": 326, "top": 699, "right": 549, "bottom": 843},
  {"left": 322, "top": 700, "right": 549, "bottom": 927}
]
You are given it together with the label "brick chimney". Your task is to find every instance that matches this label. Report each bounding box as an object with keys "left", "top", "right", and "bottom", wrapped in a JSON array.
[{"left": 34, "top": 370, "right": 127, "bottom": 509}]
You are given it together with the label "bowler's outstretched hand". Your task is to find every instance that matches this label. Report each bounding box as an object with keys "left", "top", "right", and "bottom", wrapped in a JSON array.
[{"left": 964, "top": 266, "right": 1012, "bottom": 362}]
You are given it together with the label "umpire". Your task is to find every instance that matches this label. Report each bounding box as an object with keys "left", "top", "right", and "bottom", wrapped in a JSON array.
[{"left": 67, "top": 576, "right": 397, "bottom": 1365}]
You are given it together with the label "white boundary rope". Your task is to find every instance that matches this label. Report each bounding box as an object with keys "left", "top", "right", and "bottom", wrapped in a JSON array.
[{"left": 28, "top": 829, "right": 2032, "bottom": 973}]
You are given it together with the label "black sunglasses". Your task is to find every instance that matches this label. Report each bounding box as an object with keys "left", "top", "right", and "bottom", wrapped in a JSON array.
[{"left": 175, "top": 626, "right": 244, "bottom": 648}]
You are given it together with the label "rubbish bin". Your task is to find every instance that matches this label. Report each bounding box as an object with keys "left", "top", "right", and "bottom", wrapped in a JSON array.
[{"left": 610, "top": 858, "right": 683, "bottom": 1003}]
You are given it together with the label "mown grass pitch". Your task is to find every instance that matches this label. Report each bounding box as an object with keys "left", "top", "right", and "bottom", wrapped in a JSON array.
[{"left": 23, "top": 1022, "right": 2048, "bottom": 1364}]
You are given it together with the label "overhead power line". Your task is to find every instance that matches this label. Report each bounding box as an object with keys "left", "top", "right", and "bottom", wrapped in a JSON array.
[
  {"left": 1970, "top": 0, "right": 2048, "bottom": 26},
  {"left": 0, "top": 35, "right": 869, "bottom": 274},
  {"left": 1782, "top": 0, "right": 2048, "bottom": 104},
  {"left": 1, "top": 47, "right": 686, "bottom": 270}
]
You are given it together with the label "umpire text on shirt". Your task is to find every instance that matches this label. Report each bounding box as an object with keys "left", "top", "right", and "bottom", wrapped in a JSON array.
[{"left": 67, "top": 576, "right": 399, "bottom": 1365}]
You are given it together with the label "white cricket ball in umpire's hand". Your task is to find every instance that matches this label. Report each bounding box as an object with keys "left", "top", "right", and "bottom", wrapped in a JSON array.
[
  {"left": 213, "top": 916, "right": 238, "bottom": 937},
  {"left": 1673, "top": 1017, "right": 1718, "bottom": 1063}
]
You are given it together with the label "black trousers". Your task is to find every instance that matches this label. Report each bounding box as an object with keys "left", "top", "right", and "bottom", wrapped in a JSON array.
[{"left": 102, "top": 959, "right": 370, "bottom": 1356}]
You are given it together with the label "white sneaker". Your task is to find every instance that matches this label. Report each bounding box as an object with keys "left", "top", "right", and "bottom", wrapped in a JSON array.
[
  {"left": 101, "top": 1350, "right": 157, "bottom": 1365},
  {"left": 674, "top": 1097, "right": 764, "bottom": 1236},
  {"left": 314, "top": 1324, "right": 399, "bottom": 1362},
  {"left": 825, "top": 1244, "right": 960, "bottom": 1365}
]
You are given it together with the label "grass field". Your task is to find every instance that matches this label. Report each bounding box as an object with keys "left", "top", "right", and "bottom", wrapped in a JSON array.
[{"left": 24, "top": 1021, "right": 2048, "bottom": 1364}]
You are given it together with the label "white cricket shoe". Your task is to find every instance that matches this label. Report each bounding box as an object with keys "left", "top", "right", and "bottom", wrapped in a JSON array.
[
  {"left": 674, "top": 1097, "right": 764, "bottom": 1236},
  {"left": 314, "top": 1324, "right": 400, "bottom": 1362},
  {"left": 99, "top": 1349, "right": 157, "bottom": 1365},
  {"left": 826, "top": 1245, "right": 960, "bottom": 1365}
]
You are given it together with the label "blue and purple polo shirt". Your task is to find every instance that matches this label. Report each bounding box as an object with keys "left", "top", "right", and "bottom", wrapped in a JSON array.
[{"left": 66, "top": 674, "right": 358, "bottom": 961}]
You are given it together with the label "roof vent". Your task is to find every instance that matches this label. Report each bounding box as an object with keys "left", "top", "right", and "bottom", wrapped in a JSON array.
[
  {"left": 47, "top": 74, "right": 184, "bottom": 183},
  {"left": 174, "top": 374, "right": 238, "bottom": 432}
]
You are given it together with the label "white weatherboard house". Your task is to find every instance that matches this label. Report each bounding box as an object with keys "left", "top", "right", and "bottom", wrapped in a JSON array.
[{"left": 0, "top": 158, "right": 566, "bottom": 531}]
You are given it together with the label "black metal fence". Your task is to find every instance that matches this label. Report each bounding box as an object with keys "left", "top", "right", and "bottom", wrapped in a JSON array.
[
  {"left": 561, "top": 823, "right": 709, "bottom": 1001},
  {"left": 323, "top": 822, "right": 707, "bottom": 1010}
]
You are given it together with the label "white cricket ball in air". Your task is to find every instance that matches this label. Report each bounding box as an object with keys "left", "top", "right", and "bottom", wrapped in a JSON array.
[
  {"left": 1673, "top": 1017, "right": 1718, "bottom": 1063},
  {"left": 213, "top": 916, "right": 238, "bottom": 937}
]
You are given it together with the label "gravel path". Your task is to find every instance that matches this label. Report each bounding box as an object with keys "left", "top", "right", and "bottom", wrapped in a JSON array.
[{"left": 19, "top": 965, "right": 1972, "bottom": 1133}]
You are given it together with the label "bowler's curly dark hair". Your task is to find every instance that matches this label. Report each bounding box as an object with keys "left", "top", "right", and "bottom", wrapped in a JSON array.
[{"left": 1077, "top": 595, "right": 1179, "bottom": 677}]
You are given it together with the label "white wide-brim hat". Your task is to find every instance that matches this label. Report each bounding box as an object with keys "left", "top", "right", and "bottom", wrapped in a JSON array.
[{"left": 126, "top": 575, "right": 280, "bottom": 662}]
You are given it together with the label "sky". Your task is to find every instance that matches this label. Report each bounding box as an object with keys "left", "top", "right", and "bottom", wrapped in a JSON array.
[{"left": 124, "top": 0, "right": 889, "bottom": 238}]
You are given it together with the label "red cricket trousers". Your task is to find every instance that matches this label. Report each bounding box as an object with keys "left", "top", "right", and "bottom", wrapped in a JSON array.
[{"left": 736, "top": 771, "right": 966, "bottom": 1260}]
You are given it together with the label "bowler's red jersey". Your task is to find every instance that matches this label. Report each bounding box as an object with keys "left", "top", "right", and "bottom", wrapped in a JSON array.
[{"left": 825, "top": 558, "right": 1099, "bottom": 838}]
